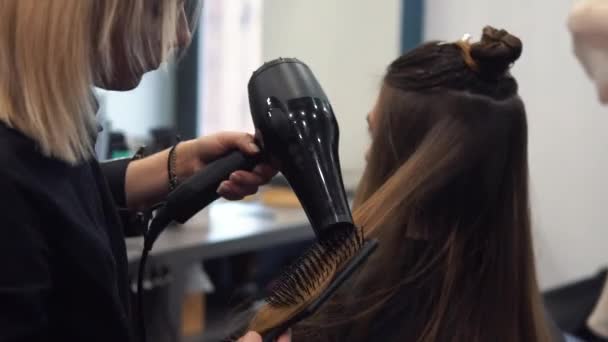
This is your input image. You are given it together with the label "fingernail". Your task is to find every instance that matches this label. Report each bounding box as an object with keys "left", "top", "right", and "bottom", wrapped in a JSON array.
[
  {"left": 217, "top": 182, "right": 228, "bottom": 194},
  {"left": 249, "top": 143, "right": 260, "bottom": 153},
  {"left": 230, "top": 172, "right": 240, "bottom": 182}
]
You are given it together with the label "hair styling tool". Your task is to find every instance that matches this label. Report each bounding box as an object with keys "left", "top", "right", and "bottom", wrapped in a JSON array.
[{"left": 136, "top": 58, "right": 378, "bottom": 342}]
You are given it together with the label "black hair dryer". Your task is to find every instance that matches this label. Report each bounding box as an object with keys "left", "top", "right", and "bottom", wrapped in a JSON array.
[
  {"left": 148, "top": 58, "right": 353, "bottom": 246},
  {"left": 247, "top": 58, "right": 353, "bottom": 237}
]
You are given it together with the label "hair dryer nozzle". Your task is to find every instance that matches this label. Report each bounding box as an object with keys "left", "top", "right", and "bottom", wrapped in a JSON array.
[{"left": 248, "top": 58, "right": 354, "bottom": 238}]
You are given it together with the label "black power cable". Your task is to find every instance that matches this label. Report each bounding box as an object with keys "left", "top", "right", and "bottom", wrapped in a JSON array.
[
  {"left": 137, "top": 244, "right": 150, "bottom": 342},
  {"left": 137, "top": 209, "right": 172, "bottom": 342},
  {"left": 136, "top": 150, "right": 257, "bottom": 342}
]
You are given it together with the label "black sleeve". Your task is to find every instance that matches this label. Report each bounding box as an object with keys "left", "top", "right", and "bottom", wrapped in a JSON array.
[
  {"left": 0, "top": 179, "right": 51, "bottom": 341},
  {"left": 99, "top": 159, "right": 148, "bottom": 237},
  {"left": 99, "top": 158, "right": 131, "bottom": 208}
]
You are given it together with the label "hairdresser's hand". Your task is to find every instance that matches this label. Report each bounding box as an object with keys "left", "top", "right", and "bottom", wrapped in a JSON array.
[
  {"left": 178, "top": 132, "right": 277, "bottom": 200},
  {"left": 238, "top": 331, "right": 291, "bottom": 342},
  {"left": 124, "top": 132, "right": 276, "bottom": 210}
]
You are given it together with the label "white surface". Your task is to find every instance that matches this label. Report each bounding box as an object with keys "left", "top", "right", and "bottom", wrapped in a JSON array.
[
  {"left": 262, "top": 0, "right": 402, "bottom": 172},
  {"left": 425, "top": 0, "right": 608, "bottom": 289},
  {"left": 198, "top": 0, "right": 262, "bottom": 136}
]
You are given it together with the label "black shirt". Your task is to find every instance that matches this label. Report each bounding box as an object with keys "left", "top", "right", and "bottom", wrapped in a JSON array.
[{"left": 0, "top": 123, "right": 133, "bottom": 341}]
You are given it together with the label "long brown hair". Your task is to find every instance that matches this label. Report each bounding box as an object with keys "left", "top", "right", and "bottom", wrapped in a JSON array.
[{"left": 249, "top": 26, "right": 552, "bottom": 342}]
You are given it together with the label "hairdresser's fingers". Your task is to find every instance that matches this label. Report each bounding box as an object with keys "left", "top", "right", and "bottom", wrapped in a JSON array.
[
  {"left": 215, "top": 132, "right": 260, "bottom": 156},
  {"left": 238, "top": 331, "right": 262, "bottom": 342},
  {"left": 253, "top": 164, "right": 278, "bottom": 183},
  {"left": 229, "top": 170, "right": 265, "bottom": 187},
  {"left": 229, "top": 166, "right": 276, "bottom": 186},
  {"left": 216, "top": 181, "right": 242, "bottom": 201},
  {"left": 208, "top": 134, "right": 281, "bottom": 179},
  {"left": 223, "top": 182, "right": 259, "bottom": 199},
  {"left": 194, "top": 132, "right": 260, "bottom": 166},
  {"left": 217, "top": 181, "right": 258, "bottom": 201},
  {"left": 277, "top": 330, "right": 292, "bottom": 342}
]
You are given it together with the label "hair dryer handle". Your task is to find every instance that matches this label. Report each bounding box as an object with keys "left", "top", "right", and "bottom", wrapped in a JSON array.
[{"left": 163, "top": 150, "right": 261, "bottom": 224}]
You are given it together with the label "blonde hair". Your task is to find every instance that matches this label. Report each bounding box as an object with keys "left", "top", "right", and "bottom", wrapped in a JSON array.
[{"left": 0, "top": 0, "right": 194, "bottom": 164}]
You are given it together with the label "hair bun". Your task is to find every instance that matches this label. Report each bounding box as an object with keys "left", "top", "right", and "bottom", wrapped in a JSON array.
[{"left": 470, "top": 26, "right": 523, "bottom": 78}]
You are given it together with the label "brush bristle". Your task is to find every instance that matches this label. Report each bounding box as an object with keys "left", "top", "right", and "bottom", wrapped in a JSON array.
[{"left": 265, "top": 225, "right": 364, "bottom": 308}]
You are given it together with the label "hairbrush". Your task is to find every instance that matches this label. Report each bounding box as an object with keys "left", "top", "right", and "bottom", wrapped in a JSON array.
[{"left": 260, "top": 228, "right": 378, "bottom": 341}]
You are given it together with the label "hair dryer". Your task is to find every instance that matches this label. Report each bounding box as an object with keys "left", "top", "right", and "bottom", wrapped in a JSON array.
[
  {"left": 247, "top": 58, "right": 353, "bottom": 237},
  {"left": 146, "top": 58, "right": 354, "bottom": 245}
]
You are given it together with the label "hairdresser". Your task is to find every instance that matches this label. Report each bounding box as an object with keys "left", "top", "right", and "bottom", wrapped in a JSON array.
[{"left": 0, "top": 1, "right": 286, "bottom": 341}]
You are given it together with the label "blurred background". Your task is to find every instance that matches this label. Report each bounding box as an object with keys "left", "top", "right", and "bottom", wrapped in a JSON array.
[{"left": 101, "top": 0, "right": 608, "bottom": 340}]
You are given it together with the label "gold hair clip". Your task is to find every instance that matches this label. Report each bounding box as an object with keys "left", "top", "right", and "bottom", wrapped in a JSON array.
[
  {"left": 438, "top": 33, "right": 472, "bottom": 46},
  {"left": 455, "top": 34, "right": 479, "bottom": 71}
]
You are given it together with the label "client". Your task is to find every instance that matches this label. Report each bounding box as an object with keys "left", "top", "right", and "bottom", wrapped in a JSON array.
[{"left": 249, "top": 26, "right": 562, "bottom": 342}]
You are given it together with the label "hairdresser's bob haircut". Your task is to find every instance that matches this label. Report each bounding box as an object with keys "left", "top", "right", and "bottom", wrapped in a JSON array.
[{"left": 0, "top": 0, "right": 199, "bottom": 164}]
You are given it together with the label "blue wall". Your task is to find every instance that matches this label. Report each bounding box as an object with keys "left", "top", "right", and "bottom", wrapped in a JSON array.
[{"left": 401, "top": 0, "right": 424, "bottom": 53}]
